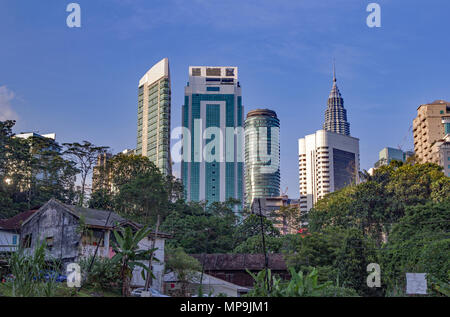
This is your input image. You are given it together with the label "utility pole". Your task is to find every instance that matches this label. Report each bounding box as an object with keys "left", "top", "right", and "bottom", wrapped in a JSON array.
[
  {"left": 257, "top": 198, "right": 270, "bottom": 293},
  {"left": 144, "top": 215, "right": 160, "bottom": 292}
]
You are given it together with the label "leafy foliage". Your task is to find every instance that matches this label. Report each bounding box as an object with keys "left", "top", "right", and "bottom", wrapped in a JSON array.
[
  {"left": 161, "top": 199, "right": 239, "bottom": 254},
  {"left": 245, "top": 267, "right": 358, "bottom": 297},
  {"left": 380, "top": 201, "right": 450, "bottom": 294},
  {"left": 0, "top": 120, "right": 79, "bottom": 218},
  {"left": 111, "top": 226, "right": 157, "bottom": 296},
  {"left": 5, "top": 243, "right": 60, "bottom": 297},
  {"left": 165, "top": 247, "right": 201, "bottom": 296},
  {"left": 79, "top": 256, "right": 121, "bottom": 291},
  {"left": 89, "top": 153, "right": 184, "bottom": 225}
]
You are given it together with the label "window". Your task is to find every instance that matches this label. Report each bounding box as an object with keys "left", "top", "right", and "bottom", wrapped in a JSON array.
[
  {"left": 207, "top": 87, "right": 220, "bottom": 92},
  {"left": 46, "top": 237, "right": 54, "bottom": 250},
  {"left": 22, "top": 234, "right": 32, "bottom": 248},
  {"left": 192, "top": 68, "right": 201, "bottom": 76},
  {"left": 226, "top": 68, "right": 235, "bottom": 77},
  {"left": 206, "top": 68, "right": 221, "bottom": 76},
  {"left": 81, "top": 229, "right": 105, "bottom": 247},
  {"left": 12, "top": 235, "right": 17, "bottom": 245}
]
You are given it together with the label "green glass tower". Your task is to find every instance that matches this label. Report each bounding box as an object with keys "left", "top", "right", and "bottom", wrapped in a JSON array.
[
  {"left": 181, "top": 66, "right": 244, "bottom": 207},
  {"left": 137, "top": 58, "right": 172, "bottom": 175},
  {"left": 244, "top": 109, "right": 280, "bottom": 206}
]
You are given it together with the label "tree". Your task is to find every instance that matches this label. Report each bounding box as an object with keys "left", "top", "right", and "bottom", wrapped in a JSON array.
[
  {"left": 334, "top": 228, "right": 378, "bottom": 296},
  {"left": 0, "top": 121, "right": 78, "bottom": 217},
  {"left": 381, "top": 201, "right": 450, "bottom": 294},
  {"left": 114, "top": 170, "right": 168, "bottom": 224},
  {"left": 90, "top": 153, "right": 184, "bottom": 224},
  {"left": 63, "top": 141, "right": 109, "bottom": 206},
  {"left": 307, "top": 162, "right": 450, "bottom": 244},
  {"left": 111, "top": 226, "right": 157, "bottom": 297},
  {"left": 165, "top": 247, "right": 201, "bottom": 296},
  {"left": 233, "top": 214, "right": 280, "bottom": 247},
  {"left": 161, "top": 199, "right": 239, "bottom": 254},
  {"left": 233, "top": 235, "right": 286, "bottom": 254}
]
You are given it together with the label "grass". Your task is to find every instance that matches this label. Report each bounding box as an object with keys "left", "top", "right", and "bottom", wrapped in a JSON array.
[{"left": 0, "top": 282, "right": 122, "bottom": 297}]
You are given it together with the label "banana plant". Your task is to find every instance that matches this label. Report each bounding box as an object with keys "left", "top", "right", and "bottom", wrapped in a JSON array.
[{"left": 111, "top": 226, "right": 158, "bottom": 296}]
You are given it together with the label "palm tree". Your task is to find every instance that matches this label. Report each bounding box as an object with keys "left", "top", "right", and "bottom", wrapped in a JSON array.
[{"left": 111, "top": 226, "right": 157, "bottom": 296}]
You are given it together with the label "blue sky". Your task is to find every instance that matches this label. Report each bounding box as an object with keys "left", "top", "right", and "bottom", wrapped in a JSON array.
[{"left": 1, "top": 0, "right": 449, "bottom": 197}]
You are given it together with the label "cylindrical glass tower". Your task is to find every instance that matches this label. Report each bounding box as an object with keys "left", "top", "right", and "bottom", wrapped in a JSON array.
[{"left": 244, "top": 109, "right": 280, "bottom": 207}]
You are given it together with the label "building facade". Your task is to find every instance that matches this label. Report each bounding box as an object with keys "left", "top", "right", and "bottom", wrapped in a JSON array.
[
  {"left": 181, "top": 66, "right": 244, "bottom": 206},
  {"left": 250, "top": 196, "right": 299, "bottom": 235},
  {"left": 244, "top": 109, "right": 280, "bottom": 207},
  {"left": 374, "top": 147, "right": 414, "bottom": 168},
  {"left": 20, "top": 199, "right": 169, "bottom": 292},
  {"left": 431, "top": 117, "right": 450, "bottom": 177},
  {"left": 136, "top": 58, "right": 172, "bottom": 176},
  {"left": 298, "top": 130, "right": 360, "bottom": 212},
  {"left": 298, "top": 70, "right": 359, "bottom": 213},
  {"left": 413, "top": 100, "right": 450, "bottom": 164}
]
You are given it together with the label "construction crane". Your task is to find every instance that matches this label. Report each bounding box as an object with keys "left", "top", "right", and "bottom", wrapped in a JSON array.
[{"left": 398, "top": 124, "right": 413, "bottom": 152}]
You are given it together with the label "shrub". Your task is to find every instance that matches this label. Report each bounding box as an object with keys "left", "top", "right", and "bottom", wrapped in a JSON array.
[{"left": 79, "top": 256, "right": 121, "bottom": 291}]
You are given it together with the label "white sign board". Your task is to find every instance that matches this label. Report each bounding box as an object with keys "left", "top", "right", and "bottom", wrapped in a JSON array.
[{"left": 406, "top": 273, "right": 427, "bottom": 295}]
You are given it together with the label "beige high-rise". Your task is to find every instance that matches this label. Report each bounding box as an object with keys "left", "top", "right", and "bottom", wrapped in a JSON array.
[{"left": 413, "top": 100, "right": 450, "bottom": 164}]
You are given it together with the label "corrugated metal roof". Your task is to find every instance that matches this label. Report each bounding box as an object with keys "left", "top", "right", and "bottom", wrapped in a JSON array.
[{"left": 189, "top": 254, "right": 287, "bottom": 271}]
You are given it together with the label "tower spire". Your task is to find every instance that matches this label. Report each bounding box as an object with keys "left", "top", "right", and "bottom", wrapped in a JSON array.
[
  {"left": 324, "top": 60, "right": 350, "bottom": 136},
  {"left": 333, "top": 59, "right": 336, "bottom": 82}
]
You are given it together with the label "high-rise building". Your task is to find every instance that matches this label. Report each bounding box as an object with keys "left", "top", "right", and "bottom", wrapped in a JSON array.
[
  {"left": 323, "top": 66, "right": 350, "bottom": 136},
  {"left": 374, "top": 147, "right": 414, "bottom": 168},
  {"left": 298, "top": 130, "right": 360, "bottom": 212},
  {"left": 413, "top": 100, "right": 450, "bottom": 164},
  {"left": 181, "top": 66, "right": 244, "bottom": 206},
  {"left": 298, "top": 69, "right": 359, "bottom": 213},
  {"left": 244, "top": 109, "right": 280, "bottom": 207},
  {"left": 136, "top": 58, "right": 172, "bottom": 176},
  {"left": 431, "top": 117, "right": 450, "bottom": 177}
]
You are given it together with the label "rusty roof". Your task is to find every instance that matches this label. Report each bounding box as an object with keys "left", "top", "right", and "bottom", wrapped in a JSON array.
[
  {"left": 190, "top": 254, "right": 287, "bottom": 271},
  {"left": 21, "top": 198, "right": 172, "bottom": 238},
  {"left": 0, "top": 210, "right": 38, "bottom": 231}
]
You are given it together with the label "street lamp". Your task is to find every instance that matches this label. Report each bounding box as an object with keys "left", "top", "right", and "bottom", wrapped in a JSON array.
[{"left": 4, "top": 177, "right": 12, "bottom": 185}]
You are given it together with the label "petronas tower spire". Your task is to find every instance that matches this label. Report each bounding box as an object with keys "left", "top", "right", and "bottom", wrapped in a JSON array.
[{"left": 323, "top": 63, "right": 350, "bottom": 136}]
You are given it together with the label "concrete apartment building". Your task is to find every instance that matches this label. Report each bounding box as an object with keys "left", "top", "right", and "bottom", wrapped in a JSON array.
[
  {"left": 431, "top": 117, "right": 450, "bottom": 177},
  {"left": 413, "top": 100, "right": 450, "bottom": 164}
]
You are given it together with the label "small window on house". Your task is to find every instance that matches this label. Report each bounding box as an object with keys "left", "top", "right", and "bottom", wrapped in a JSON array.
[
  {"left": 12, "top": 235, "right": 18, "bottom": 245},
  {"left": 46, "top": 237, "right": 54, "bottom": 250},
  {"left": 22, "top": 234, "right": 32, "bottom": 248},
  {"left": 81, "top": 229, "right": 105, "bottom": 247}
]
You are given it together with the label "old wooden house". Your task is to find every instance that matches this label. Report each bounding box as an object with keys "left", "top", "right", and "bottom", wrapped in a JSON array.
[{"left": 20, "top": 198, "right": 170, "bottom": 291}]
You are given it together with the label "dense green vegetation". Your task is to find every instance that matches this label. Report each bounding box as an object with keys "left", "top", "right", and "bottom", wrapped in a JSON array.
[
  {"left": 1, "top": 119, "right": 449, "bottom": 297},
  {"left": 0, "top": 120, "right": 78, "bottom": 217}
]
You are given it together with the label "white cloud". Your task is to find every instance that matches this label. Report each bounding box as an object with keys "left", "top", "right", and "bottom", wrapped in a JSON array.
[{"left": 0, "top": 86, "right": 18, "bottom": 121}]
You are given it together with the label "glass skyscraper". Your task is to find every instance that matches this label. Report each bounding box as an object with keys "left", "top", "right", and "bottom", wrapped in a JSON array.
[
  {"left": 181, "top": 66, "right": 244, "bottom": 207},
  {"left": 136, "top": 58, "right": 172, "bottom": 176},
  {"left": 244, "top": 109, "right": 280, "bottom": 207}
]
